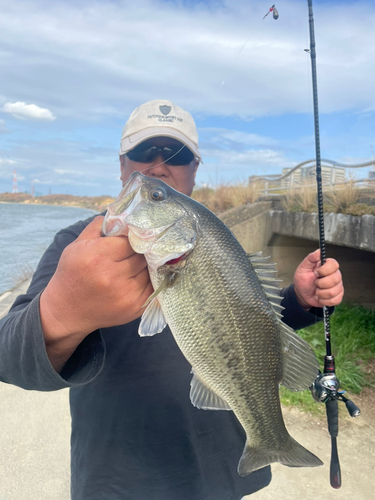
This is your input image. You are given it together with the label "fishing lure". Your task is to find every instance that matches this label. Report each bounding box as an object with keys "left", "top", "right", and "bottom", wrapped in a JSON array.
[{"left": 263, "top": 4, "right": 279, "bottom": 20}]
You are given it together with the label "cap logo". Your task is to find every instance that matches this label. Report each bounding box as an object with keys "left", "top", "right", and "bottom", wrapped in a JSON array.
[{"left": 159, "top": 105, "right": 171, "bottom": 115}]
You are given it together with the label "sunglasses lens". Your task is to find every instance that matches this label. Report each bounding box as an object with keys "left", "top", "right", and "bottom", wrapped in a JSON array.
[
  {"left": 126, "top": 143, "right": 195, "bottom": 165},
  {"left": 164, "top": 147, "right": 195, "bottom": 165},
  {"left": 126, "top": 146, "right": 158, "bottom": 163}
]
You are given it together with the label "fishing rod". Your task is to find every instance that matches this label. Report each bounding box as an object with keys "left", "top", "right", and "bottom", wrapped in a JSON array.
[{"left": 305, "top": 0, "right": 360, "bottom": 489}]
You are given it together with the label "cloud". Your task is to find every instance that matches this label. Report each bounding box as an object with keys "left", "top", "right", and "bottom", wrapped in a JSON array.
[
  {"left": 2, "top": 102, "right": 55, "bottom": 121},
  {"left": 200, "top": 128, "right": 279, "bottom": 149},
  {"left": 0, "top": 0, "right": 374, "bottom": 120},
  {"left": 0, "top": 119, "right": 9, "bottom": 133},
  {"left": 0, "top": 158, "right": 16, "bottom": 165}
]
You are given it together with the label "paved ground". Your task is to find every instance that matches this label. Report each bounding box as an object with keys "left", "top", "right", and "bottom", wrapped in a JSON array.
[
  {"left": 1, "top": 283, "right": 374, "bottom": 499},
  {"left": 0, "top": 281, "right": 70, "bottom": 500}
]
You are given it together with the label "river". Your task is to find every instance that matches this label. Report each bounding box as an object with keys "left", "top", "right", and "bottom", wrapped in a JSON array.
[{"left": 0, "top": 203, "right": 97, "bottom": 295}]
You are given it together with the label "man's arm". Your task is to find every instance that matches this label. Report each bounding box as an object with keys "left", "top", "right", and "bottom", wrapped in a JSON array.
[
  {"left": 40, "top": 216, "right": 153, "bottom": 371},
  {"left": 0, "top": 216, "right": 153, "bottom": 389}
]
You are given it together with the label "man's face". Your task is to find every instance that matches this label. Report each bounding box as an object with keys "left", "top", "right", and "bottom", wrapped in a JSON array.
[{"left": 120, "top": 137, "right": 199, "bottom": 196}]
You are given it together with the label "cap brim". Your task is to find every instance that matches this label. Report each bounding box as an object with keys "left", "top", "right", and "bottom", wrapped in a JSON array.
[{"left": 120, "top": 127, "right": 202, "bottom": 161}]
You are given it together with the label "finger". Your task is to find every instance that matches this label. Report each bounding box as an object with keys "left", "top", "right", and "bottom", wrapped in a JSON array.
[
  {"left": 298, "top": 249, "right": 321, "bottom": 272},
  {"left": 315, "top": 270, "right": 343, "bottom": 290},
  {"left": 315, "top": 258, "right": 340, "bottom": 278},
  {"left": 132, "top": 280, "right": 155, "bottom": 318},
  {"left": 316, "top": 282, "right": 344, "bottom": 301},
  {"left": 316, "top": 288, "right": 344, "bottom": 307},
  {"left": 95, "top": 234, "right": 139, "bottom": 262},
  {"left": 75, "top": 216, "right": 105, "bottom": 242},
  {"left": 117, "top": 252, "right": 149, "bottom": 279}
]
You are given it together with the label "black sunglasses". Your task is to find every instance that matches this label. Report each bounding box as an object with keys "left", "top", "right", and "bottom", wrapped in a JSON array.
[{"left": 126, "top": 142, "right": 195, "bottom": 166}]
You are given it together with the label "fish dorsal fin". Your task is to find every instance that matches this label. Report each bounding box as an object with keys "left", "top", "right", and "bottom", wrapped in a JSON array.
[
  {"left": 138, "top": 297, "right": 167, "bottom": 337},
  {"left": 247, "top": 252, "right": 284, "bottom": 316},
  {"left": 279, "top": 321, "right": 319, "bottom": 391},
  {"left": 190, "top": 369, "right": 232, "bottom": 411}
]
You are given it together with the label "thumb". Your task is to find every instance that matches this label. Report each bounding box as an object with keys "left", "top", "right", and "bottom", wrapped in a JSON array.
[
  {"left": 75, "top": 216, "right": 105, "bottom": 242},
  {"left": 298, "top": 249, "right": 321, "bottom": 272}
]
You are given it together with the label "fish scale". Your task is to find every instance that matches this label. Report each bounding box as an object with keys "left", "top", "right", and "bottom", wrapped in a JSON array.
[{"left": 102, "top": 171, "right": 323, "bottom": 476}]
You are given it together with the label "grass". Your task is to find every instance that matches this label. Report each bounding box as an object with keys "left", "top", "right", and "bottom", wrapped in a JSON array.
[
  {"left": 192, "top": 181, "right": 264, "bottom": 213},
  {"left": 282, "top": 180, "right": 317, "bottom": 213},
  {"left": 280, "top": 303, "right": 375, "bottom": 414},
  {"left": 325, "top": 178, "right": 360, "bottom": 213},
  {"left": 193, "top": 180, "right": 375, "bottom": 217},
  {"left": 281, "top": 178, "right": 375, "bottom": 216}
]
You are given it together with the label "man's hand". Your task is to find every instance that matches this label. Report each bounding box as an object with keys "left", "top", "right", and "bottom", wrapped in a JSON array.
[
  {"left": 293, "top": 249, "right": 344, "bottom": 310},
  {"left": 40, "top": 216, "right": 154, "bottom": 371}
]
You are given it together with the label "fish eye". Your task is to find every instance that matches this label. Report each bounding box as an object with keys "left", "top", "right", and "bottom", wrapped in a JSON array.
[{"left": 150, "top": 187, "right": 166, "bottom": 202}]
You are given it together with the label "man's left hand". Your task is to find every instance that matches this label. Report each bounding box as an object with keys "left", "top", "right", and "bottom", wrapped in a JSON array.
[{"left": 293, "top": 249, "right": 344, "bottom": 310}]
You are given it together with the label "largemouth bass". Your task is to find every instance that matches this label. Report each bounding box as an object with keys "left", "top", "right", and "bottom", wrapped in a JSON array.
[{"left": 102, "top": 171, "right": 323, "bottom": 476}]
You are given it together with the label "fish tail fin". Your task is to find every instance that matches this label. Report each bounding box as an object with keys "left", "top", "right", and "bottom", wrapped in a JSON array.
[{"left": 238, "top": 437, "right": 323, "bottom": 477}]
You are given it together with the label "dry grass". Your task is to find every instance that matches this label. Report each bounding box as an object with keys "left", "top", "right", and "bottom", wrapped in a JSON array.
[
  {"left": 281, "top": 178, "right": 375, "bottom": 216},
  {"left": 325, "top": 178, "right": 360, "bottom": 214},
  {"left": 192, "top": 181, "right": 264, "bottom": 213},
  {"left": 282, "top": 180, "right": 317, "bottom": 213}
]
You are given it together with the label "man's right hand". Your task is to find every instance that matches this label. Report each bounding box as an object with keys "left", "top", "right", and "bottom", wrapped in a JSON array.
[{"left": 40, "top": 216, "right": 153, "bottom": 371}]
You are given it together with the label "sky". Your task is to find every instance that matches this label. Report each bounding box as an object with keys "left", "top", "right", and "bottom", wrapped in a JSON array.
[{"left": 0, "top": 0, "right": 374, "bottom": 196}]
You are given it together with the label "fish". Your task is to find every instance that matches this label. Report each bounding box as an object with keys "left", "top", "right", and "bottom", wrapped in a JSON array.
[{"left": 101, "top": 171, "right": 323, "bottom": 476}]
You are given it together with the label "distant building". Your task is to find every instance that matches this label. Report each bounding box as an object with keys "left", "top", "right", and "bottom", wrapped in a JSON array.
[{"left": 281, "top": 165, "right": 346, "bottom": 187}]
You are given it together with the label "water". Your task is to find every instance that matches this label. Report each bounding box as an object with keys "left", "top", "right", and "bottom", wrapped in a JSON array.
[{"left": 0, "top": 203, "right": 98, "bottom": 295}]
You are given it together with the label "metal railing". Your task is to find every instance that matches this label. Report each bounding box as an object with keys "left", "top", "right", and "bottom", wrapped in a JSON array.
[{"left": 251, "top": 158, "right": 375, "bottom": 197}]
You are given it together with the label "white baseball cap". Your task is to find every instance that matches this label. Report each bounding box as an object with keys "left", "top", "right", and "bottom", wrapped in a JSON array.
[{"left": 120, "top": 99, "right": 202, "bottom": 162}]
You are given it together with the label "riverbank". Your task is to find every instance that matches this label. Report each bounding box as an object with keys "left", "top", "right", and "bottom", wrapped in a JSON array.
[{"left": 0, "top": 193, "right": 114, "bottom": 211}]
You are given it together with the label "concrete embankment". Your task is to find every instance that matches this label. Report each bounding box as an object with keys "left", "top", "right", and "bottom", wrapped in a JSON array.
[{"left": 221, "top": 203, "right": 375, "bottom": 307}]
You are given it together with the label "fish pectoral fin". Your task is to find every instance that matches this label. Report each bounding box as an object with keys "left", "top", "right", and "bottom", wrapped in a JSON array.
[
  {"left": 138, "top": 297, "right": 167, "bottom": 337},
  {"left": 142, "top": 272, "right": 179, "bottom": 308},
  {"left": 279, "top": 321, "right": 320, "bottom": 391},
  {"left": 190, "top": 369, "right": 232, "bottom": 411}
]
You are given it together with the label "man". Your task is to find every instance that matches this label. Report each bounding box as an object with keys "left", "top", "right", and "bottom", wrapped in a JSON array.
[{"left": 0, "top": 100, "right": 343, "bottom": 500}]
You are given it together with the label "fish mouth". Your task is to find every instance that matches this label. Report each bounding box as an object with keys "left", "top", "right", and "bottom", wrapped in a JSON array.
[
  {"left": 102, "top": 173, "right": 143, "bottom": 237},
  {"left": 164, "top": 253, "right": 188, "bottom": 266},
  {"left": 102, "top": 172, "right": 195, "bottom": 271}
]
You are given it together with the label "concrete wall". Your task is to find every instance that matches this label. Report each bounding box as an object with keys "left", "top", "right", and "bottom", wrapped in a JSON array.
[{"left": 220, "top": 203, "right": 375, "bottom": 307}]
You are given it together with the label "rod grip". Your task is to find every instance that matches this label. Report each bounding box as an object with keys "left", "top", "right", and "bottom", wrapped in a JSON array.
[
  {"left": 330, "top": 437, "right": 341, "bottom": 489},
  {"left": 326, "top": 398, "right": 339, "bottom": 437}
]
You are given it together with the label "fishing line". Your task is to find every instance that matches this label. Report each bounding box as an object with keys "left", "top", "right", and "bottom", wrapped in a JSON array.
[
  {"left": 219, "top": 33, "right": 254, "bottom": 90},
  {"left": 139, "top": 144, "right": 193, "bottom": 175}
]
